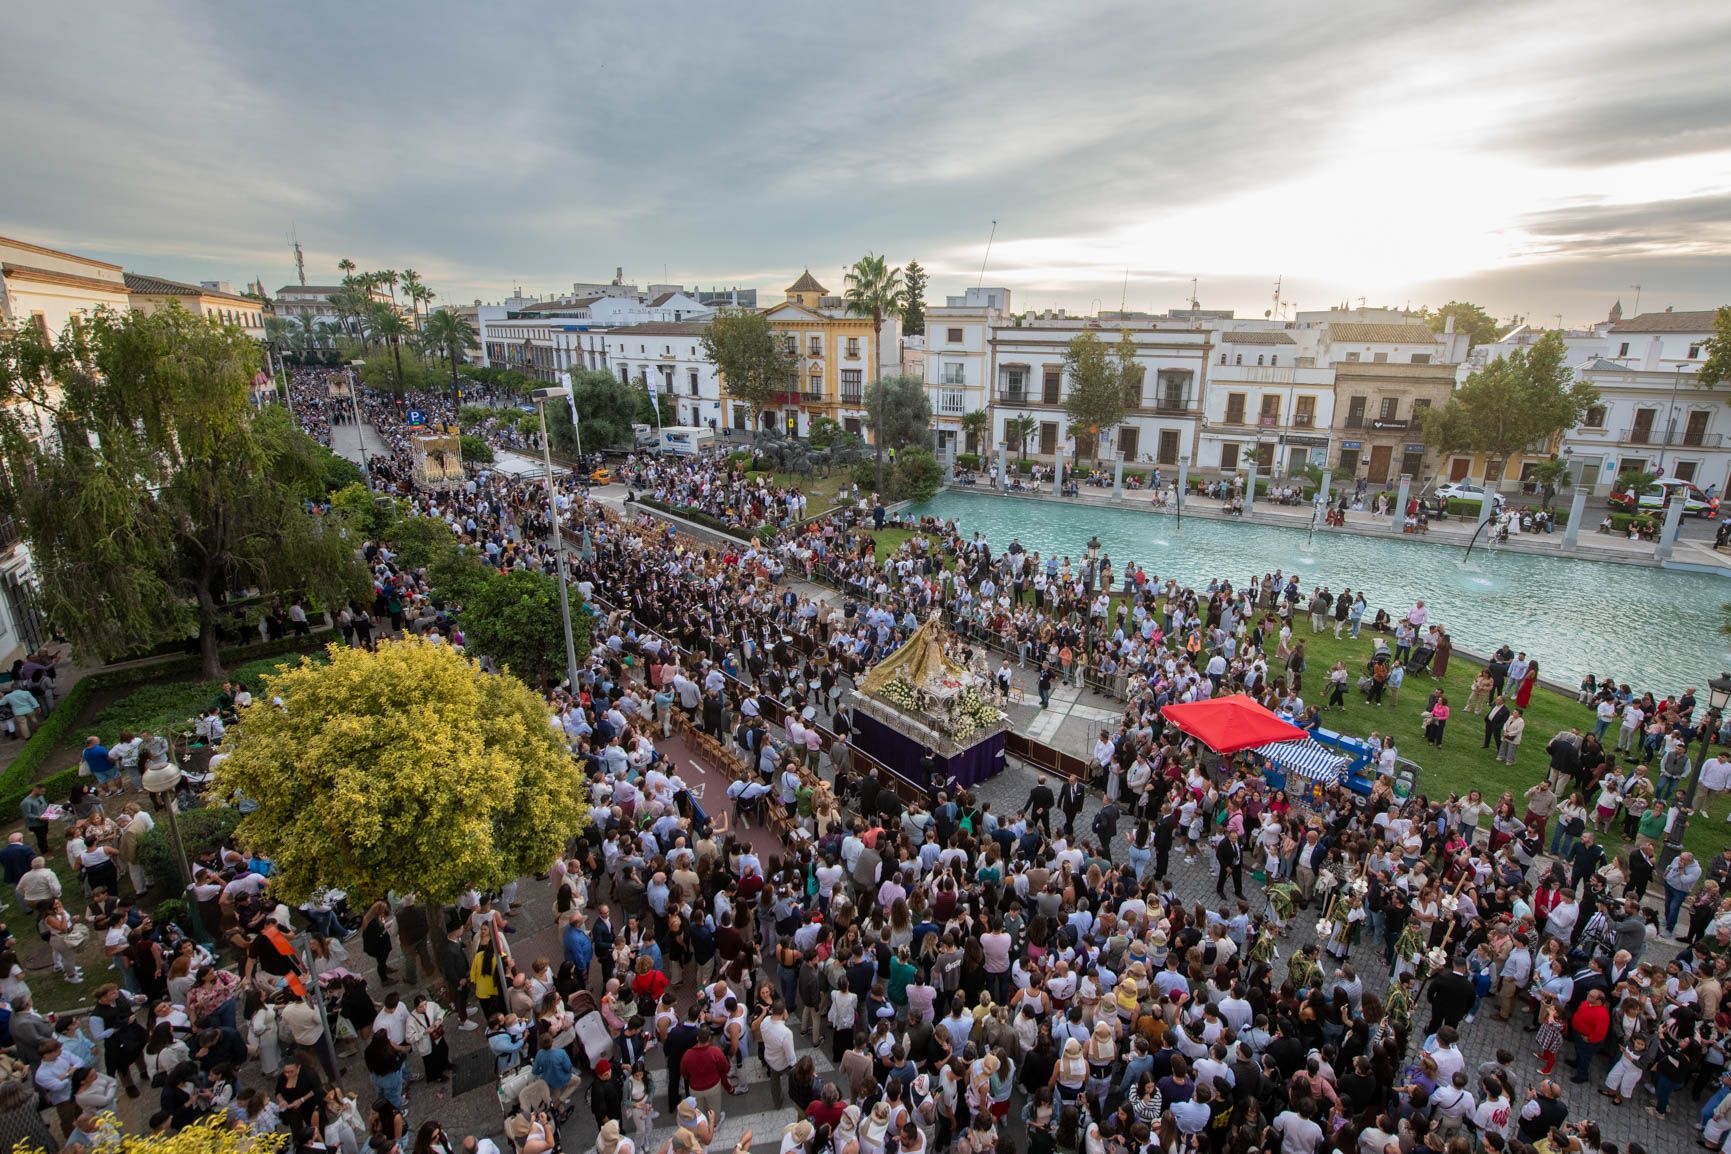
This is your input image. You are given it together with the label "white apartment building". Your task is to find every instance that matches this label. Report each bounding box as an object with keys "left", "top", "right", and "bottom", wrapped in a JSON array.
[
  {"left": 1199, "top": 332, "right": 1335, "bottom": 475},
  {"left": 1560, "top": 309, "right": 1731, "bottom": 494},
  {"left": 925, "top": 287, "right": 1009, "bottom": 458},
  {"left": 599, "top": 322, "right": 724, "bottom": 430},
  {"left": 479, "top": 286, "right": 714, "bottom": 384},
  {"left": 987, "top": 319, "right": 1212, "bottom": 470}
]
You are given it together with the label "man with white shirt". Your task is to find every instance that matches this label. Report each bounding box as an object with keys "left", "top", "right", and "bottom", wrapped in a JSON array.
[
  {"left": 1698, "top": 750, "right": 1731, "bottom": 819},
  {"left": 758, "top": 1002, "right": 798, "bottom": 1108},
  {"left": 1427, "top": 1025, "right": 1466, "bottom": 1084}
]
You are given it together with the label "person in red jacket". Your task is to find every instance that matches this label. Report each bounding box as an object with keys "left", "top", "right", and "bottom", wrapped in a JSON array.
[
  {"left": 1568, "top": 988, "right": 1610, "bottom": 1084},
  {"left": 678, "top": 1027, "right": 739, "bottom": 1120}
]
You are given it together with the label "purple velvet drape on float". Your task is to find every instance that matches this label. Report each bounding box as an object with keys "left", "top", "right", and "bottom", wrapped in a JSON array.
[{"left": 852, "top": 712, "right": 1008, "bottom": 790}]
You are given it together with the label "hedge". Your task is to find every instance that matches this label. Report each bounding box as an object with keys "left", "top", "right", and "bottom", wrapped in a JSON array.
[
  {"left": 954, "top": 453, "right": 981, "bottom": 472},
  {"left": 1607, "top": 513, "right": 1661, "bottom": 534},
  {"left": 635, "top": 497, "right": 754, "bottom": 543},
  {"left": 0, "top": 632, "right": 332, "bottom": 817},
  {"left": 139, "top": 805, "right": 243, "bottom": 888}
]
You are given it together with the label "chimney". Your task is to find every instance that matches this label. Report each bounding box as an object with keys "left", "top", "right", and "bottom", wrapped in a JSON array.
[{"left": 1444, "top": 315, "right": 1455, "bottom": 334}]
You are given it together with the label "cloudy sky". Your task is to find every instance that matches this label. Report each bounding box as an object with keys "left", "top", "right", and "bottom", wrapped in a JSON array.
[{"left": 5, "top": 0, "right": 1729, "bottom": 326}]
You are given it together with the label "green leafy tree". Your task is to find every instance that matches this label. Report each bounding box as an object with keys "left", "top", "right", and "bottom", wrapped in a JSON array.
[
  {"left": 844, "top": 253, "right": 909, "bottom": 489},
  {"left": 459, "top": 434, "right": 494, "bottom": 464},
  {"left": 421, "top": 309, "right": 479, "bottom": 396},
  {"left": 0, "top": 307, "right": 368, "bottom": 677},
  {"left": 1697, "top": 306, "right": 1731, "bottom": 392},
  {"left": 457, "top": 568, "right": 592, "bottom": 689},
  {"left": 1425, "top": 301, "right": 1502, "bottom": 349},
  {"left": 1416, "top": 330, "right": 1598, "bottom": 481},
  {"left": 547, "top": 369, "right": 639, "bottom": 453},
  {"left": 634, "top": 385, "right": 674, "bottom": 428},
  {"left": 213, "top": 637, "right": 588, "bottom": 903},
  {"left": 902, "top": 260, "right": 928, "bottom": 337},
  {"left": 331, "top": 482, "right": 399, "bottom": 538},
  {"left": 1004, "top": 414, "right": 1039, "bottom": 462},
  {"left": 1527, "top": 457, "right": 1571, "bottom": 509},
  {"left": 864, "top": 373, "right": 933, "bottom": 496},
  {"left": 700, "top": 310, "right": 794, "bottom": 430},
  {"left": 896, "top": 446, "right": 943, "bottom": 501},
  {"left": 1614, "top": 468, "right": 1658, "bottom": 497},
  {"left": 1062, "top": 330, "right": 1131, "bottom": 466}
]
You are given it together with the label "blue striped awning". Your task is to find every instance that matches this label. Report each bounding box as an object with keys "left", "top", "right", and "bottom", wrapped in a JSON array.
[{"left": 1253, "top": 738, "right": 1349, "bottom": 785}]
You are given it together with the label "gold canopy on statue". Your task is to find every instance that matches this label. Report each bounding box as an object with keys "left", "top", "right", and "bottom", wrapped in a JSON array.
[{"left": 859, "top": 615, "right": 966, "bottom": 696}]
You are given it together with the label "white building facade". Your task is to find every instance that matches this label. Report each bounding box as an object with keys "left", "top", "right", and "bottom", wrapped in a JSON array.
[
  {"left": 986, "top": 320, "right": 1212, "bottom": 470},
  {"left": 924, "top": 288, "right": 1008, "bottom": 459}
]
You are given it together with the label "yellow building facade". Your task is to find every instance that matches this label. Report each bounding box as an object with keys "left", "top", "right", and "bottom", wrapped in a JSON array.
[{"left": 732, "top": 271, "right": 880, "bottom": 439}]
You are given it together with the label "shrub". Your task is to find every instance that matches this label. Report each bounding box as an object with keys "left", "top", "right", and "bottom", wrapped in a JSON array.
[
  {"left": 724, "top": 451, "right": 753, "bottom": 469},
  {"left": 635, "top": 497, "right": 752, "bottom": 542},
  {"left": 153, "top": 898, "right": 193, "bottom": 935},
  {"left": 1607, "top": 513, "right": 1661, "bottom": 534},
  {"left": 459, "top": 434, "right": 494, "bottom": 464},
  {"left": 896, "top": 447, "right": 943, "bottom": 502},
  {"left": 139, "top": 805, "right": 244, "bottom": 886}
]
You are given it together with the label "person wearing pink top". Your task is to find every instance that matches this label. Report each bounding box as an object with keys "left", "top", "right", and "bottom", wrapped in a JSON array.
[{"left": 1425, "top": 694, "right": 1451, "bottom": 748}]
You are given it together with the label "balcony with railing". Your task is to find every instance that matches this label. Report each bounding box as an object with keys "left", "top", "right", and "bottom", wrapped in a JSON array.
[
  {"left": 1152, "top": 392, "right": 1194, "bottom": 414},
  {"left": 1621, "top": 426, "right": 1723, "bottom": 447},
  {"left": 770, "top": 391, "right": 828, "bottom": 405},
  {"left": 841, "top": 388, "right": 863, "bottom": 404}
]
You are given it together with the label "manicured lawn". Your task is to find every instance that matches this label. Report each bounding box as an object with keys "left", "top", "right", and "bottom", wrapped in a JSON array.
[{"left": 766, "top": 470, "right": 851, "bottom": 516}]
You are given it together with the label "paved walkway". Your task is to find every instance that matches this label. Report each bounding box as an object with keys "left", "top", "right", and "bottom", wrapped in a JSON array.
[{"left": 955, "top": 481, "right": 1731, "bottom": 570}]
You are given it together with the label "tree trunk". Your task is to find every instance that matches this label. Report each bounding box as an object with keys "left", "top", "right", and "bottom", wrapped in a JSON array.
[
  {"left": 194, "top": 583, "right": 226, "bottom": 680},
  {"left": 391, "top": 338, "right": 406, "bottom": 390}
]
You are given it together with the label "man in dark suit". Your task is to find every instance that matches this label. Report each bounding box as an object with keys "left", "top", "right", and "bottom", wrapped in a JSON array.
[
  {"left": 1025, "top": 776, "right": 1056, "bottom": 835},
  {"left": 1426, "top": 956, "right": 1477, "bottom": 1033},
  {"left": 1059, "top": 776, "right": 1087, "bottom": 838},
  {"left": 591, "top": 905, "right": 617, "bottom": 985},
  {"left": 662, "top": 1004, "right": 702, "bottom": 1114},
  {"left": 1484, "top": 696, "right": 1511, "bottom": 750}
]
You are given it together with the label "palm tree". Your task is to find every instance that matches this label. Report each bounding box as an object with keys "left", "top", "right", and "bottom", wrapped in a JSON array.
[
  {"left": 843, "top": 253, "right": 909, "bottom": 491},
  {"left": 337, "top": 258, "right": 356, "bottom": 283},
  {"left": 380, "top": 270, "right": 399, "bottom": 306},
  {"left": 960, "top": 410, "right": 990, "bottom": 456},
  {"left": 1528, "top": 457, "right": 1570, "bottom": 510},
  {"left": 293, "top": 313, "right": 322, "bottom": 357},
  {"left": 400, "top": 269, "right": 424, "bottom": 328},
  {"left": 330, "top": 284, "right": 374, "bottom": 342},
  {"left": 1004, "top": 415, "right": 1039, "bottom": 463},
  {"left": 366, "top": 301, "right": 412, "bottom": 389},
  {"left": 422, "top": 310, "right": 479, "bottom": 398}
]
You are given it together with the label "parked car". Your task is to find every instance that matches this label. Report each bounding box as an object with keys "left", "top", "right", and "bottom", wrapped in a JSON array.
[
  {"left": 1608, "top": 477, "right": 1713, "bottom": 517},
  {"left": 1431, "top": 481, "right": 1506, "bottom": 508}
]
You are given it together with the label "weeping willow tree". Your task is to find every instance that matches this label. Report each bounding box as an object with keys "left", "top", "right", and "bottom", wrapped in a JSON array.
[{"left": 0, "top": 305, "right": 368, "bottom": 677}]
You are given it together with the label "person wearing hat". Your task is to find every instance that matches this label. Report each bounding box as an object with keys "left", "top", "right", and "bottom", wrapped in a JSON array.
[{"left": 589, "top": 1058, "right": 624, "bottom": 1130}]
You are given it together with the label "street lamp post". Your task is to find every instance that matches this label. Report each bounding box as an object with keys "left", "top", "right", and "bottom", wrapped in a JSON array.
[
  {"left": 532, "top": 387, "right": 582, "bottom": 691},
  {"left": 1661, "top": 672, "right": 1731, "bottom": 873},
  {"left": 346, "top": 360, "right": 369, "bottom": 475}
]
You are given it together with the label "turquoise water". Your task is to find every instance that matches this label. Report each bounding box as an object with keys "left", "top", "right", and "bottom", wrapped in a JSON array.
[{"left": 902, "top": 489, "right": 1730, "bottom": 694}]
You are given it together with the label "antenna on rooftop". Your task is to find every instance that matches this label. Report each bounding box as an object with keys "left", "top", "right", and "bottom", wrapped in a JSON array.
[
  {"left": 290, "top": 229, "right": 306, "bottom": 286},
  {"left": 1629, "top": 284, "right": 1643, "bottom": 315},
  {"left": 977, "top": 220, "right": 998, "bottom": 288},
  {"left": 1189, "top": 278, "right": 1199, "bottom": 311}
]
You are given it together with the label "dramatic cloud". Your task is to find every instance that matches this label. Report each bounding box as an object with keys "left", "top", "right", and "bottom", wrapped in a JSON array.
[{"left": 1, "top": 0, "right": 1727, "bottom": 326}]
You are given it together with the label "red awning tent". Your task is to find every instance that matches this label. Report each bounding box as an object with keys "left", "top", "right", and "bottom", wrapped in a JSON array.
[{"left": 1158, "top": 694, "right": 1307, "bottom": 754}]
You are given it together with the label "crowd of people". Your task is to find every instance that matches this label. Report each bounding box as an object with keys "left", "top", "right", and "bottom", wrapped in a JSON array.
[{"left": 5, "top": 378, "right": 1726, "bottom": 1154}]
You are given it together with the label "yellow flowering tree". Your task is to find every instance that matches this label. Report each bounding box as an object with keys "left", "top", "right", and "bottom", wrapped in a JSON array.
[
  {"left": 16, "top": 1113, "right": 285, "bottom": 1154},
  {"left": 213, "top": 637, "right": 586, "bottom": 903}
]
